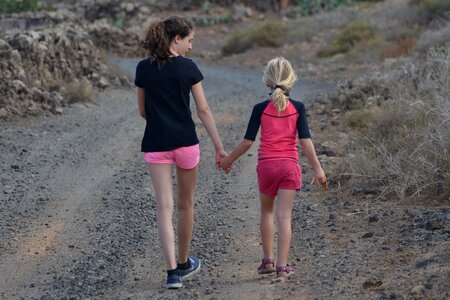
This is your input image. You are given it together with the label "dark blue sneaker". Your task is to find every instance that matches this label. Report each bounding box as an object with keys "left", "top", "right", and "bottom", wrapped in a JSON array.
[
  {"left": 166, "top": 273, "right": 182, "bottom": 289},
  {"left": 179, "top": 256, "right": 201, "bottom": 280}
]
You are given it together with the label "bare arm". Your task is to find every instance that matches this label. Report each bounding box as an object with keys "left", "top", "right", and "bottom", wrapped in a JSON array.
[
  {"left": 220, "top": 139, "right": 253, "bottom": 172},
  {"left": 299, "top": 138, "right": 326, "bottom": 186},
  {"left": 191, "top": 82, "right": 227, "bottom": 167},
  {"left": 137, "top": 87, "right": 146, "bottom": 119}
]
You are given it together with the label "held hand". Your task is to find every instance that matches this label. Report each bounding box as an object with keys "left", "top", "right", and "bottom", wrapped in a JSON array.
[
  {"left": 215, "top": 149, "right": 228, "bottom": 169},
  {"left": 220, "top": 156, "right": 233, "bottom": 173}
]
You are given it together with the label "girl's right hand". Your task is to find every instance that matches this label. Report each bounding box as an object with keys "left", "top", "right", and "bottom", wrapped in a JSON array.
[
  {"left": 215, "top": 149, "right": 228, "bottom": 169},
  {"left": 312, "top": 167, "right": 327, "bottom": 189}
]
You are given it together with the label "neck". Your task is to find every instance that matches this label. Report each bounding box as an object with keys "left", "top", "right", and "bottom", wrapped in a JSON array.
[{"left": 169, "top": 45, "right": 179, "bottom": 57}]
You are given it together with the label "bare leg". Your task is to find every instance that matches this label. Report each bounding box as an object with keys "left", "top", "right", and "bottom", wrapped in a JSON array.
[
  {"left": 147, "top": 163, "right": 176, "bottom": 270},
  {"left": 276, "top": 189, "right": 295, "bottom": 267},
  {"left": 259, "top": 192, "right": 275, "bottom": 261},
  {"left": 176, "top": 166, "right": 198, "bottom": 264}
]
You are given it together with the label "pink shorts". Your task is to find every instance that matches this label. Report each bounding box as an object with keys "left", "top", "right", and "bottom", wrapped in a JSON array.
[
  {"left": 144, "top": 144, "right": 200, "bottom": 170},
  {"left": 257, "top": 159, "right": 302, "bottom": 197}
]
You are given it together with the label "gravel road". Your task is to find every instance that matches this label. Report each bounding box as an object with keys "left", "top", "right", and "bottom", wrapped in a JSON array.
[{"left": 1, "top": 58, "right": 448, "bottom": 300}]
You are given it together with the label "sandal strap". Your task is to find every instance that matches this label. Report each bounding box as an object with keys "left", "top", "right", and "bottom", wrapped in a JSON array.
[
  {"left": 258, "top": 258, "right": 274, "bottom": 270},
  {"left": 261, "top": 258, "right": 274, "bottom": 265},
  {"left": 276, "top": 265, "right": 294, "bottom": 273}
]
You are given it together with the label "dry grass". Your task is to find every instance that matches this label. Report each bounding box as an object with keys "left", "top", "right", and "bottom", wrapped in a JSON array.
[
  {"left": 382, "top": 37, "right": 417, "bottom": 58},
  {"left": 62, "top": 80, "right": 94, "bottom": 103},
  {"left": 338, "top": 49, "right": 450, "bottom": 201}
]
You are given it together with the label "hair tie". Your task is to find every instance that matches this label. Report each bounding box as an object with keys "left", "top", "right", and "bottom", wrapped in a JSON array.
[{"left": 274, "top": 84, "right": 283, "bottom": 90}]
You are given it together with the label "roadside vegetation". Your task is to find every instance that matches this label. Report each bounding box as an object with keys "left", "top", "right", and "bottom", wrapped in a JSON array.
[
  {"left": 340, "top": 48, "right": 450, "bottom": 201},
  {"left": 0, "top": 0, "right": 39, "bottom": 13},
  {"left": 62, "top": 80, "right": 95, "bottom": 104},
  {"left": 220, "top": 20, "right": 288, "bottom": 55}
]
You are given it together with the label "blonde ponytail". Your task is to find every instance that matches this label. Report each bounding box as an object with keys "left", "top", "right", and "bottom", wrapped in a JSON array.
[{"left": 263, "top": 57, "right": 297, "bottom": 112}]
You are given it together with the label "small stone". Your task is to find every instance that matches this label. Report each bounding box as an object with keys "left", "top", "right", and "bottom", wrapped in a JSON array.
[
  {"left": 425, "top": 220, "right": 442, "bottom": 231},
  {"left": 415, "top": 258, "right": 433, "bottom": 268},
  {"left": 362, "top": 277, "right": 382, "bottom": 289},
  {"left": 368, "top": 215, "right": 379, "bottom": 223},
  {"left": 410, "top": 285, "right": 425, "bottom": 296},
  {"left": 362, "top": 232, "right": 374, "bottom": 239}
]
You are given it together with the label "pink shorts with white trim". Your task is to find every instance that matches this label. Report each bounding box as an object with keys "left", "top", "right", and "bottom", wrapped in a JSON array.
[
  {"left": 144, "top": 144, "right": 200, "bottom": 170},
  {"left": 257, "top": 159, "right": 302, "bottom": 197}
]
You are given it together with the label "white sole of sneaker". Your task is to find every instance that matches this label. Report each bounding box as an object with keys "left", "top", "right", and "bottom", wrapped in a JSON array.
[
  {"left": 180, "top": 259, "right": 201, "bottom": 280},
  {"left": 166, "top": 282, "right": 182, "bottom": 289}
]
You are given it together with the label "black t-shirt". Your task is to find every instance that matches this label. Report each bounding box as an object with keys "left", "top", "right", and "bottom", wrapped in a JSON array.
[
  {"left": 244, "top": 99, "right": 311, "bottom": 141},
  {"left": 135, "top": 57, "right": 204, "bottom": 152}
]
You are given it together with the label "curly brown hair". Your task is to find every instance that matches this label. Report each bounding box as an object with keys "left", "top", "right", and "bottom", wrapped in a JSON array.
[{"left": 141, "top": 16, "right": 193, "bottom": 69}]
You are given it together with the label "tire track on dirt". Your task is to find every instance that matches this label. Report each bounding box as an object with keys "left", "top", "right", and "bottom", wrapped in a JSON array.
[{"left": 0, "top": 89, "right": 142, "bottom": 299}]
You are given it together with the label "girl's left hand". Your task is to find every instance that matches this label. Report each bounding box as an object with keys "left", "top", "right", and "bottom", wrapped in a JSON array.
[
  {"left": 220, "top": 156, "right": 233, "bottom": 173},
  {"left": 311, "top": 167, "right": 327, "bottom": 190}
]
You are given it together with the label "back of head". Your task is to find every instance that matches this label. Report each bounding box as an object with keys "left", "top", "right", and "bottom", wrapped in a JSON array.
[
  {"left": 141, "top": 16, "right": 193, "bottom": 69},
  {"left": 263, "top": 57, "right": 297, "bottom": 112}
]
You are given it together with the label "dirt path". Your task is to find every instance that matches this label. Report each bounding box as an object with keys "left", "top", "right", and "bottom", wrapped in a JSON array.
[{"left": 1, "top": 59, "right": 449, "bottom": 300}]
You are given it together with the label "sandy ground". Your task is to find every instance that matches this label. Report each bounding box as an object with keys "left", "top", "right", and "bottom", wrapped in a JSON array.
[{"left": 0, "top": 58, "right": 449, "bottom": 300}]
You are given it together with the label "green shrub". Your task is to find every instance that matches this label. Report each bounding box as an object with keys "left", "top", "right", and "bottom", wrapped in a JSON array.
[
  {"left": 0, "top": 0, "right": 39, "bottom": 13},
  {"left": 319, "top": 20, "right": 379, "bottom": 57},
  {"left": 221, "top": 21, "right": 288, "bottom": 56}
]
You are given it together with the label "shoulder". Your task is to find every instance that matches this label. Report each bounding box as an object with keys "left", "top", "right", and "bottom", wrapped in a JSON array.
[
  {"left": 176, "top": 56, "right": 197, "bottom": 67},
  {"left": 137, "top": 58, "right": 150, "bottom": 67},
  {"left": 253, "top": 99, "right": 271, "bottom": 111},
  {"left": 289, "top": 99, "right": 306, "bottom": 111},
  {"left": 136, "top": 58, "right": 152, "bottom": 72}
]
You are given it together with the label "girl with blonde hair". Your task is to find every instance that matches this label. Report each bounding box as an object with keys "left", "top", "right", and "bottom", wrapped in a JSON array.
[{"left": 221, "top": 57, "right": 326, "bottom": 282}]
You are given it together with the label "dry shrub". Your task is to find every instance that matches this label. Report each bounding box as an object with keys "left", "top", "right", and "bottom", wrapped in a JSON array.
[
  {"left": 339, "top": 48, "right": 450, "bottom": 201},
  {"left": 383, "top": 37, "right": 417, "bottom": 58},
  {"left": 220, "top": 21, "right": 288, "bottom": 56},
  {"left": 345, "top": 109, "right": 376, "bottom": 128},
  {"left": 318, "top": 20, "right": 380, "bottom": 57},
  {"left": 409, "top": 0, "right": 450, "bottom": 23},
  {"left": 415, "top": 22, "right": 450, "bottom": 56},
  {"left": 62, "top": 80, "right": 94, "bottom": 103}
]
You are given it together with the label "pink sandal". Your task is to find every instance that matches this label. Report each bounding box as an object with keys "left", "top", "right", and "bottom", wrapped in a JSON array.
[
  {"left": 257, "top": 258, "right": 276, "bottom": 274},
  {"left": 272, "top": 265, "right": 295, "bottom": 282}
]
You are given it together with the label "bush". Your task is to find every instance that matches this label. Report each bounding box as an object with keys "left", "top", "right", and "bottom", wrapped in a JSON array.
[
  {"left": 410, "top": 0, "right": 450, "bottom": 23},
  {"left": 295, "top": 0, "right": 383, "bottom": 16},
  {"left": 345, "top": 109, "right": 376, "bottom": 128},
  {"left": 63, "top": 80, "right": 94, "bottom": 104},
  {"left": 318, "top": 20, "right": 380, "bottom": 57},
  {"left": 0, "top": 0, "right": 38, "bottom": 13},
  {"left": 221, "top": 21, "right": 288, "bottom": 56},
  {"left": 340, "top": 48, "right": 450, "bottom": 201},
  {"left": 382, "top": 37, "right": 417, "bottom": 58}
]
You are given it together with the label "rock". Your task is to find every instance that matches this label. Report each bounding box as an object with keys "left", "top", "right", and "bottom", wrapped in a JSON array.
[
  {"left": 415, "top": 258, "right": 433, "bottom": 268},
  {"left": 368, "top": 215, "right": 379, "bottom": 223},
  {"left": 410, "top": 285, "right": 425, "bottom": 296},
  {"left": 425, "top": 220, "right": 443, "bottom": 231},
  {"left": 362, "top": 277, "right": 382, "bottom": 289},
  {"left": 98, "top": 77, "right": 109, "bottom": 89},
  {"left": 0, "top": 108, "right": 8, "bottom": 118},
  {"left": 0, "top": 39, "right": 11, "bottom": 51},
  {"left": 362, "top": 232, "right": 374, "bottom": 238}
]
